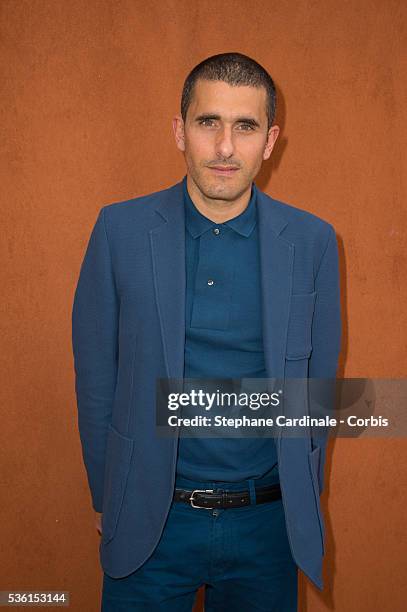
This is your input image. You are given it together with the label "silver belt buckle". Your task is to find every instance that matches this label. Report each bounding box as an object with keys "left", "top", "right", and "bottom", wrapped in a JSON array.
[{"left": 189, "top": 488, "right": 215, "bottom": 509}]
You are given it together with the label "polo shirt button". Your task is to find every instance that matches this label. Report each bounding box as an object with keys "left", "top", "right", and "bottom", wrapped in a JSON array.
[
  {"left": 213, "top": 227, "right": 220, "bottom": 235},
  {"left": 207, "top": 279, "right": 215, "bottom": 286}
]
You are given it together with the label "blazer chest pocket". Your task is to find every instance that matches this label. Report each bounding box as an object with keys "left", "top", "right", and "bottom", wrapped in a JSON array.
[{"left": 286, "top": 292, "right": 317, "bottom": 360}]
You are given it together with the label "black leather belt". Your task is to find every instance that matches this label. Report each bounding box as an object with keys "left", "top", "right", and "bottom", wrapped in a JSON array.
[{"left": 173, "top": 483, "right": 282, "bottom": 509}]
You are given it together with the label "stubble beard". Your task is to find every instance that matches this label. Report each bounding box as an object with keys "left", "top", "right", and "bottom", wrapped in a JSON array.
[{"left": 189, "top": 164, "right": 249, "bottom": 203}]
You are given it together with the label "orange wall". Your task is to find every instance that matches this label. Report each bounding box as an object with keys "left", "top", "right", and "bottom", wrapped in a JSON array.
[{"left": 1, "top": 1, "right": 406, "bottom": 610}]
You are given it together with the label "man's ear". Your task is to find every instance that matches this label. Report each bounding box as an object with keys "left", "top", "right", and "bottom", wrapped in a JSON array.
[
  {"left": 173, "top": 115, "right": 186, "bottom": 152},
  {"left": 263, "top": 125, "right": 280, "bottom": 161}
]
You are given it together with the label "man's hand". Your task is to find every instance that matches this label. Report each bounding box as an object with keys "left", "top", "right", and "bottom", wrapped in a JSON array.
[{"left": 95, "top": 512, "right": 102, "bottom": 535}]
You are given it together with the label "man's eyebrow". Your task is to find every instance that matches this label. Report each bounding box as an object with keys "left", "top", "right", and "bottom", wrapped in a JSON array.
[{"left": 194, "top": 113, "right": 261, "bottom": 128}]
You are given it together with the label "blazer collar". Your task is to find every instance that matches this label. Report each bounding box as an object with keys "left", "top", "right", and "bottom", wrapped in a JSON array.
[{"left": 153, "top": 176, "right": 289, "bottom": 238}]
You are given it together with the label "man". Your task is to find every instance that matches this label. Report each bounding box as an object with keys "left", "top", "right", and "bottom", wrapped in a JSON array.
[{"left": 72, "top": 52, "right": 341, "bottom": 611}]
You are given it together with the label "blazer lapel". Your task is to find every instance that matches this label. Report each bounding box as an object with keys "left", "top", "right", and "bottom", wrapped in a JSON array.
[
  {"left": 149, "top": 180, "right": 186, "bottom": 380},
  {"left": 256, "top": 186, "right": 293, "bottom": 379}
]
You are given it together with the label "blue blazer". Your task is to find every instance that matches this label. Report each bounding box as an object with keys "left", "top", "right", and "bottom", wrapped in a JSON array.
[{"left": 71, "top": 176, "right": 341, "bottom": 590}]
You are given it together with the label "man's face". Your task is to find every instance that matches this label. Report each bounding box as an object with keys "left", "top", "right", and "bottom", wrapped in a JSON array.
[{"left": 173, "top": 79, "right": 279, "bottom": 202}]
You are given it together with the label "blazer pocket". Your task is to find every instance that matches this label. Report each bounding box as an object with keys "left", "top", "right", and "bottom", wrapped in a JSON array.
[
  {"left": 101, "top": 424, "right": 134, "bottom": 544},
  {"left": 286, "top": 292, "right": 317, "bottom": 360}
]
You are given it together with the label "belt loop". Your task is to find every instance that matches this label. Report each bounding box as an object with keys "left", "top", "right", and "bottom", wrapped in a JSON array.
[{"left": 248, "top": 479, "right": 256, "bottom": 505}]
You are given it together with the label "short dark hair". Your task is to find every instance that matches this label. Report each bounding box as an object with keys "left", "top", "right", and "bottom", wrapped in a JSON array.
[{"left": 181, "top": 52, "right": 277, "bottom": 130}]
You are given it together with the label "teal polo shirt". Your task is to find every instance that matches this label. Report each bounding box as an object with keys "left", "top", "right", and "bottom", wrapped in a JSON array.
[{"left": 175, "top": 175, "right": 279, "bottom": 483}]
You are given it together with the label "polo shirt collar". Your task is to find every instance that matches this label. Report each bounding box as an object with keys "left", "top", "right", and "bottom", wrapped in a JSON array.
[{"left": 183, "top": 175, "right": 257, "bottom": 239}]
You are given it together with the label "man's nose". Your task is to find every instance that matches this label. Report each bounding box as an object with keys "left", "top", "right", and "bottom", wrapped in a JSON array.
[{"left": 215, "top": 126, "right": 234, "bottom": 159}]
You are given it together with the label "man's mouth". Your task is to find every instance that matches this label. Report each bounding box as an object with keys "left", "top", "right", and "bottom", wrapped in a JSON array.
[{"left": 208, "top": 166, "right": 240, "bottom": 176}]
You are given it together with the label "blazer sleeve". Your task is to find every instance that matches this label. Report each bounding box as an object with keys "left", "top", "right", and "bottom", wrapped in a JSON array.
[
  {"left": 71, "top": 207, "right": 119, "bottom": 512},
  {"left": 308, "top": 223, "right": 342, "bottom": 493}
]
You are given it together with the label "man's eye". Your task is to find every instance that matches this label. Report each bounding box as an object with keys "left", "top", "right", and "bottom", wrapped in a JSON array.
[{"left": 198, "top": 120, "right": 254, "bottom": 130}]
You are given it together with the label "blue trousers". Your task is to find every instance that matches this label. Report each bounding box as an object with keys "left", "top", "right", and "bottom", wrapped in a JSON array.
[{"left": 101, "top": 473, "right": 298, "bottom": 611}]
